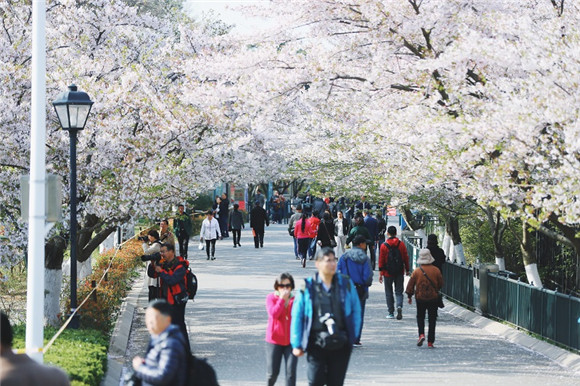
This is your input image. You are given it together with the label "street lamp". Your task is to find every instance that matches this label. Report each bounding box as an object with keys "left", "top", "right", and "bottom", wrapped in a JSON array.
[{"left": 53, "top": 84, "right": 93, "bottom": 329}]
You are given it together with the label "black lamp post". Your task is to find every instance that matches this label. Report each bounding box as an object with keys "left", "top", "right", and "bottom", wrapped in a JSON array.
[{"left": 53, "top": 84, "right": 93, "bottom": 329}]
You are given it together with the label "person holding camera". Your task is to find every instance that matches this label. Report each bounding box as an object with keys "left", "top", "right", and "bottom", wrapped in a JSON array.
[
  {"left": 141, "top": 230, "right": 162, "bottom": 302},
  {"left": 147, "top": 243, "right": 190, "bottom": 353},
  {"left": 290, "top": 247, "right": 361, "bottom": 386},
  {"left": 131, "top": 300, "right": 188, "bottom": 386}
]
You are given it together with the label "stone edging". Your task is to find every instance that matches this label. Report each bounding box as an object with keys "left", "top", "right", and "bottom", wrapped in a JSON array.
[
  {"left": 444, "top": 300, "right": 580, "bottom": 374},
  {"left": 101, "top": 273, "right": 147, "bottom": 386}
]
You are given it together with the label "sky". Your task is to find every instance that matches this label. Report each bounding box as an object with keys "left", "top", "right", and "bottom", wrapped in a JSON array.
[{"left": 184, "top": 0, "right": 272, "bottom": 35}]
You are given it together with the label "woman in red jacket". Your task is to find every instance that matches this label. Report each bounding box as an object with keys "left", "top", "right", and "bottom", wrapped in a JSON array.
[
  {"left": 294, "top": 213, "right": 311, "bottom": 268},
  {"left": 265, "top": 273, "right": 297, "bottom": 386}
]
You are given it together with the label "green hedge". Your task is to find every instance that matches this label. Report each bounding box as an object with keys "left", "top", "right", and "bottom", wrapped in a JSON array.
[{"left": 12, "top": 325, "right": 108, "bottom": 386}]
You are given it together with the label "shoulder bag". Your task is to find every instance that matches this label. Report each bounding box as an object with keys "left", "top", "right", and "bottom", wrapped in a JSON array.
[{"left": 419, "top": 266, "right": 444, "bottom": 308}]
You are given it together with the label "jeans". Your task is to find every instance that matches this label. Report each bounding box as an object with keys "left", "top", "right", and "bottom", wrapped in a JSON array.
[
  {"left": 266, "top": 342, "right": 297, "bottom": 386},
  {"left": 231, "top": 229, "right": 241, "bottom": 245},
  {"left": 177, "top": 234, "right": 189, "bottom": 258},
  {"left": 308, "top": 238, "right": 317, "bottom": 258},
  {"left": 367, "top": 244, "right": 376, "bottom": 270},
  {"left": 307, "top": 344, "right": 352, "bottom": 386},
  {"left": 416, "top": 299, "right": 438, "bottom": 343},
  {"left": 205, "top": 239, "right": 217, "bottom": 258},
  {"left": 383, "top": 274, "right": 404, "bottom": 314},
  {"left": 293, "top": 236, "right": 299, "bottom": 258},
  {"left": 357, "top": 296, "right": 366, "bottom": 342},
  {"left": 171, "top": 301, "right": 190, "bottom": 353}
]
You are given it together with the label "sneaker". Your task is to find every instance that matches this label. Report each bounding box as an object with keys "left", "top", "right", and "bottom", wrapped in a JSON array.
[
  {"left": 237, "top": 243, "right": 241, "bottom": 247},
  {"left": 417, "top": 334, "right": 425, "bottom": 347},
  {"left": 233, "top": 245, "right": 237, "bottom": 248},
  {"left": 428, "top": 342, "right": 435, "bottom": 348},
  {"left": 353, "top": 341, "right": 362, "bottom": 347},
  {"left": 396, "top": 307, "right": 403, "bottom": 320},
  {"left": 386, "top": 314, "right": 395, "bottom": 319},
  {"left": 211, "top": 257, "right": 216, "bottom": 260}
]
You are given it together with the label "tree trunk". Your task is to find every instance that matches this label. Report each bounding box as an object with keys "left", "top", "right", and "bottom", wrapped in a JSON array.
[
  {"left": 446, "top": 216, "right": 466, "bottom": 265},
  {"left": 44, "top": 235, "right": 67, "bottom": 326},
  {"left": 521, "top": 223, "right": 543, "bottom": 287},
  {"left": 442, "top": 230, "right": 452, "bottom": 259},
  {"left": 484, "top": 206, "right": 507, "bottom": 270},
  {"left": 400, "top": 206, "right": 426, "bottom": 232}
]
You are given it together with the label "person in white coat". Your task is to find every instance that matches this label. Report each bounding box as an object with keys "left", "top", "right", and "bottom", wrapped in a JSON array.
[{"left": 200, "top": 210, "right": 222, "bottom": 260}]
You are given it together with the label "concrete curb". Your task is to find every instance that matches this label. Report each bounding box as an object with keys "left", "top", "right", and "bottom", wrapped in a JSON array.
[
  {"left": 101, "top": 274, "right": 147, "bottom": 386},
  {"left": 444, "top": 299, "right": 580, "bottom": 374}
]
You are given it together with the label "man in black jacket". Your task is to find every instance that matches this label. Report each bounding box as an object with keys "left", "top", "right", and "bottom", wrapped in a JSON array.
[{"left": 250, "top": 201, "right": 270, "bottom": 248}]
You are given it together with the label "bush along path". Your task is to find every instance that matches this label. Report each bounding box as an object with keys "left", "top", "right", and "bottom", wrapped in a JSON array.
[{"left": 12, "top": 239, "right": 145, "bottom": 386}]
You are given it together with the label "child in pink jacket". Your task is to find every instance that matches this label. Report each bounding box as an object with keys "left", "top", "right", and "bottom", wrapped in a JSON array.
[{"left": 265, "top": 273, "right": 297, "bottom": 386}]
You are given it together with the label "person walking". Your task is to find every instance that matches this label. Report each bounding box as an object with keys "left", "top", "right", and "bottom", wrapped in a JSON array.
[
  {"left": 337, "top": 235, "right": 372, "bottom": 346},
  {"left": 200, "top": 210, "right": 222, "bottom": 260},
  {"left": 131, "top": 300, "right": 188, "bottom": 385},
  {"left": 173, "top": 204, "right": 193, "bottom": 259},
  {"left": 291, "top": 248, "right": 361, "bottom": 386},
  {"left": 316, "top": 212, "right": 336, "bottom": 249},
  {"left": 288, "top": 204, "right": 303, "bottom": 260},
  {"left": 334, "top": 211, "right": 350, "bottom": 257},
  {"left": 219, "top": 193, "right": 230, "bottom": 238},
  {"left": 376, "top": 212, "right": 387, "bottom": 249},
  {"left": 426, "top": 234, "right": 446, "bottom": 272},
  {"left": 1, "top": 312, "right": 70, "bottom": 386},
  {"left": 294, "top": 213, "right": 311, "bottom": 268},
  {"left": 250, "top": 200, "right": 270, "bottom": 248},
  {"left": 307, "top": 211, "right": 321, "bottom": 259},
  {"left": 141, "top": 229, "right": 162, "bottom": 302},
  {"left": 345, "top": 215, "right": 371, "bottom": 247},
  {"left": 229, "top": 203, "right": 244, "bottom": 248},
  {"left": 265, "top": 273, "right": 298, "bottom": 386},
  {"left": 363, "top": 210, "right": 378, "bottom": 270},
  {"left": 406, "top": 249, "right": 444, "bottom": 348},
  {"left": 378, "top": 226, "right": 410, "bottom": 320}
]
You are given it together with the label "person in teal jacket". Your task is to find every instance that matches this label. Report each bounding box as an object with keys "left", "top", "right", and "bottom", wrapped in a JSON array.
[{"left": 290, "top": 247, "right": 361, "bottom": 386}]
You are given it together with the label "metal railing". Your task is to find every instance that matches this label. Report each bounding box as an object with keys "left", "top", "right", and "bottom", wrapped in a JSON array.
[
  {"left": 441, "top": 261, "right": 474, "bottom": 308},
  {"left": 487, "top": 273, "right": 580, "bottom": 351},
  {"left": 440, "top": 261, "right": 580, "bottom": 351}
]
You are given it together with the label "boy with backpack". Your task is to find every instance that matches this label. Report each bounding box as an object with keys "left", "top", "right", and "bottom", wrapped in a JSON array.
[{"left": 378, "top": 226, "right": 410, "bottom": 320}]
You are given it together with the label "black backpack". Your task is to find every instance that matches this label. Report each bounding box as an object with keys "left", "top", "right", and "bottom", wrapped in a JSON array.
[
  {"left": 187, "top": 355, "right": 219, "bottom": 386},
  {"left": 382, "top": 240, "right": 403, "bottom": 275},
  {"left": 185, "top": 268, "right": 198, "bottom": 300}
]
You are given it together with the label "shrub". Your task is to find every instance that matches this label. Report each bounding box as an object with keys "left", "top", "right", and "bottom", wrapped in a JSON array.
[{"left": 12, "top": 325, "right": 108, "bottom": 386}]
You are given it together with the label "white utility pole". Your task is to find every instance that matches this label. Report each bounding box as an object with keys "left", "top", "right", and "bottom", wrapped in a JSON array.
[{"left": 26, "top": 0, "right": 47, "bottom": 363}]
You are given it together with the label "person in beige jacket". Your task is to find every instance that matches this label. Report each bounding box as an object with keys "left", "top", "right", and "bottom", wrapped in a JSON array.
[{"left": 405, "top": 249, "right": 444, "bottom": 348}]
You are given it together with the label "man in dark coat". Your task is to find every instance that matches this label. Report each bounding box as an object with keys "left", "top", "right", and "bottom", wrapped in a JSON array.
[
  {"left": 219, "top": 193, "right": 230, "bottom": 238},
  {"left": 173, "top": 204, "right": 192, "bottom": 259},
  {"left": 426, "top": 234, "right": 446, "bottom": 272},
  {"left": 363, "top": 209, "right": 379, "bottom": 270},
  {"left": 250, "top": 201, "right": 270, "bottom": 248}
]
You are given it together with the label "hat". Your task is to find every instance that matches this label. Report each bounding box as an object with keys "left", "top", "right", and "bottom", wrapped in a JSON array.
[{"left": 417, "top": 249, "right": 435, "bottom": 265}]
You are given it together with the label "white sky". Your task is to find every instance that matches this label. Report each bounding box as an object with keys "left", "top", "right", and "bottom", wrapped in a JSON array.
[{"left": 184, "top": 0, "right": 272, "bottom": 35}]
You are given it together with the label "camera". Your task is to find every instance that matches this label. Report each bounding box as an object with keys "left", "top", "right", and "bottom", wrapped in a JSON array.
[
  {"left": 137, "top": 235, "right": 149, "bottom": 242},
  {"left": 141, "top": 252, "right": 162, "bottom": 262}
]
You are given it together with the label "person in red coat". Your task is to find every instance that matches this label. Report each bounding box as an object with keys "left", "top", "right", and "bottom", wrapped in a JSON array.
[
  {"left": 378, "top": 226, "right": 410, "bottom": 320},
  {"left": 265, "top": 273, "right": 297, "bottom": 386}
]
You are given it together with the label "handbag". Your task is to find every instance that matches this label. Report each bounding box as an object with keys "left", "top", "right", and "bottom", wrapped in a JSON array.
[
  {"left": 419, "top": 266, "right": 444, "bottom": 308},
  {"left": 198, "top": 240, "right": 204, "bottom": 250}
]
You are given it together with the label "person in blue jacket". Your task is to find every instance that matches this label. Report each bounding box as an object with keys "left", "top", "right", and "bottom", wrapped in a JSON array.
[
  {"left": 291, "top": 247, "right": 361, "bottom": 386},
  {"left": 337, "top": 234, "right": 373, "bottom": 346}
]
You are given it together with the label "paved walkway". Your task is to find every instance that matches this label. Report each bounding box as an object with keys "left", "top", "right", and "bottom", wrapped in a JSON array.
[{"left": 116, "top": 224, "right": 580, "bottom": 385}]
